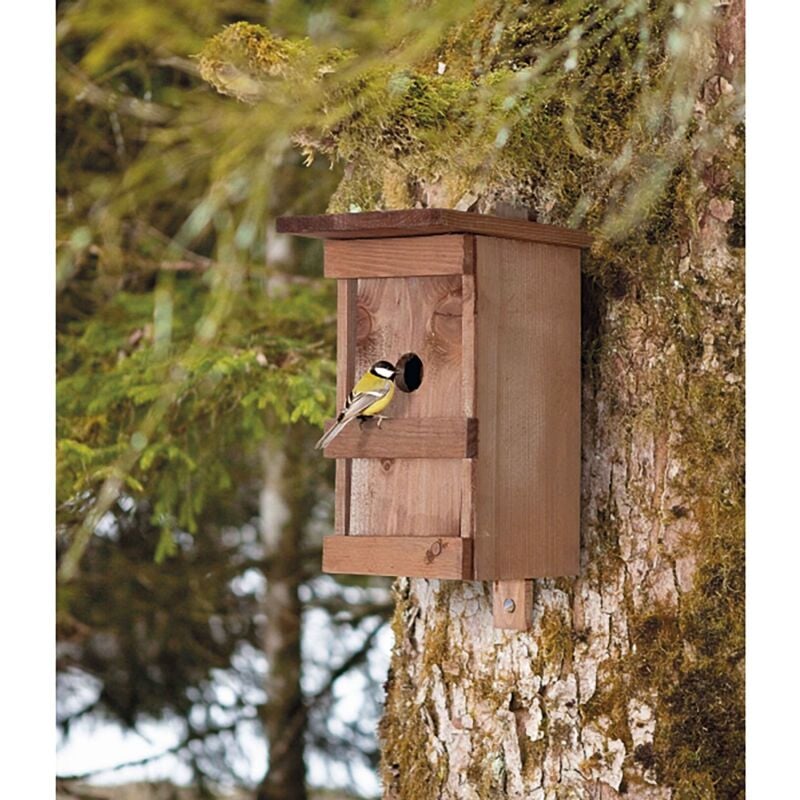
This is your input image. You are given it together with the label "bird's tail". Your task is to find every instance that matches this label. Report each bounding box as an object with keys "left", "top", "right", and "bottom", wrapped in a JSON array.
[{"left": 314, "top": 415, "right": 352, "bottom": 450}]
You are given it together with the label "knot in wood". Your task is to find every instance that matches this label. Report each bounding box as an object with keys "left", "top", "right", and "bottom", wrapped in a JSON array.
[
  {"left": 355, "top": 303, "right": 373, "bottom": 344},
  {"left": 381, "top": 458, "right": 393, "bottom": 472},
  {"left": 425, "top": 539, "right": 445, "bottom": 563},
  {"left": 428, "top": 288, "right": 463, "bottom": 359}
]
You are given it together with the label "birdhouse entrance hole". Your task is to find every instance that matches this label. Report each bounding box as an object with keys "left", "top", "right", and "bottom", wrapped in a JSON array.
[{"left": 395, "top": 352, "right": 423, "bottom": 393}]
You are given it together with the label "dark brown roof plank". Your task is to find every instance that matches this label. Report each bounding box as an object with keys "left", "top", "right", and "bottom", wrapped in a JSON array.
[{"left": 276, "top": 208, "right": 592, "bottom": 249}]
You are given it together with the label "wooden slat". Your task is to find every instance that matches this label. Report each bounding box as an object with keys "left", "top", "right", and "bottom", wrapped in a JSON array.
[
  {"left": 492, "top": 580, "right": 533, "bottom": 631},
  {"left": 324, "top": 235, "right": 473, "bottom": 278},
  {"left": 322, "top": 535, "right": 472, "bottom": 579},
  {"left": 277, "top": 208, "right": 592, "bottom": 249},
  {"left": 460, "top": 270, "right": 477, "bottom": 541},
  {"left": 460, "top": 459, "right": 476, "bottom": 541},
  {"left": 474, "top": 237, "right": 581, "bottom": 580},
  {"left": 322, "top": 417, "right": 477, "bottom": 459},
  {"left": 334, "top": 280, "right": 357, "bottom": 536}
]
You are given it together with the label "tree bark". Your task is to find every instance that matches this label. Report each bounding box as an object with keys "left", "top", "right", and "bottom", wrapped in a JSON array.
[
  {"left": 258, "top": 428, "right": 312, "bottom": 800},
  {"left": 379, "top": 5, "right": 744, "bottom": 799}
]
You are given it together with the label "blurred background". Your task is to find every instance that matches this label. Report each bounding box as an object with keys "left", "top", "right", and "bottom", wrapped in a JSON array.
[{"left": 56, "top": 2, "right": 420, "bottom": 798}]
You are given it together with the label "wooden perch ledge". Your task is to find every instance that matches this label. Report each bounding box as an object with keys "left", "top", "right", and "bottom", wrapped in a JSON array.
[{"left": 322, "top": 417, "right": 477, "bottom": 459}]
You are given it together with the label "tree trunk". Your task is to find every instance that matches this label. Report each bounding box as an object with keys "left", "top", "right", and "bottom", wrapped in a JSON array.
[
  {"left": 259, "top": 428, "right": 311, "bottom": 800},
  {"left": 379, "top": 6, "right": 744, "bottom": 800}
]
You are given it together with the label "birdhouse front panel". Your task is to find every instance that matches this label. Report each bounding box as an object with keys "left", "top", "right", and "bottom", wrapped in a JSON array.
[
  {"left": 276, "top": 209, "right": 589, "bottom": 585},
  {"left": 349, "top": 271, "right": 466, "bottom": 539}
]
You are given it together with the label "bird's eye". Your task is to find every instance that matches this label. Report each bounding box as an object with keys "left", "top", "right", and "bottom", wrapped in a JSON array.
[{"left": 395, "top": 352, "right": 423, "bottom": 393}]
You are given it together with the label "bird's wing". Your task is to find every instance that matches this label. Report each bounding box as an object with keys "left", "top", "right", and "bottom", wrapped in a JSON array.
[
  {"left": 341, "top": 385, "right": 391, "bottom": 420},
  {"left": 314, "top": 386, "right": 390, "bottom": 450}
]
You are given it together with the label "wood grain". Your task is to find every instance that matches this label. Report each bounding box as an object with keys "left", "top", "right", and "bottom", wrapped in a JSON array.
[
  {"left": 277, "top": 208, "right": 592, "bottom": 249},
  {"left": 474, "top": 237, "right": 581, "bottom": 580},
  {"left": 349, "top": 275, "right": 464, "bottom": 538},
  {"left": 323, "top": 535, "right": 472, "bottom": 579},
  {"left": 492, "top": 579, "right": 533, "bottom": 631},
  {"left": 324, "top": 235, "right": 473, "bottom": 278},
  {"left": 460, "top": 459, "right": 477, "bottom": 540},
  {"left": 322, "top": 417, "right": 477, "bottom": 459},
  {"left": 460, "top": 271, "right": 477, "bottom": 540},
  {"left": 334, "top": 280, "right": 357, "bottom": 536},
  {"left": 461, "top": 272, "right": 476, "bottom": 417}
]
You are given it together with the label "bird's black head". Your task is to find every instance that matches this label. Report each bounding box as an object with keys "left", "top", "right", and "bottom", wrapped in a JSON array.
[{"left": 370, "top": 360, "right": 397, "bottom": 380}]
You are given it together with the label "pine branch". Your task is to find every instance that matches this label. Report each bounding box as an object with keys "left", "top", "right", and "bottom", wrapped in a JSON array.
[
  {"left": 58, "top": 58, "right": 173, "bottom": 124},
  {"left": 55, "top": 714, "right": 256, "bottom": 782},
  {"left": 306, "top": 619, "right": 386, "bottom": 710}
]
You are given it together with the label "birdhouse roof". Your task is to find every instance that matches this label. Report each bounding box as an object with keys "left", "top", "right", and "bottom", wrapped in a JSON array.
[{"left": 276, "top": 208, "right": 592, "bottom": 249}]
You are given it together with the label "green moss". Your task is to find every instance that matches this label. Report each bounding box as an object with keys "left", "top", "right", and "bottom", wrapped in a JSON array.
[
  {"left": 381, "top": 588, "right": 439, "bottom": 798},
  {"left": 580, "top": 660, "right": 632, "bottom": 750},
  {"left": 726, "top": 124, "right": 746, "bottom": 248},
  {"left": 578, "top": 302, "right": 744, "bottom": 796},
  {"left": 519, "top": 723, "right": 548, "bottom": 783},
  {"left": 198, "top": 22, "right": 348, "bottom": 103},
  {"left": 581, "top": 500, "right": 744, "bottom": 797},
  {"left": 585, "top": 501, "right": 624, "bottom": 581},
  {"left": 380, "top": 582, "right": 454, "bottom": 799},
  {"left": 579, "top": 114, "right": 743, "bottom": 791},
  {"left": 534, "top": 606, "right": 574, "bottom": 676},
  {"left": 653, "top": 512, "right": 744, "bottom": 798},
  {"left": 421, "top": 582, "right": 454, "bottom": 676},
  {"left": 624, "top": 186, "right": 743, "bottom": 793},
  {"left": 465, "top": 741, "right": 507, "bottom": 798},
  {"left": 380, "top": 671, "right": 440, "bottom": 799}
]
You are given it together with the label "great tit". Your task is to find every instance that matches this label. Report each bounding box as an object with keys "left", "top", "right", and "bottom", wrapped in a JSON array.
[{"left": 315, "top": 360, "right": 397, "bottom": 450}]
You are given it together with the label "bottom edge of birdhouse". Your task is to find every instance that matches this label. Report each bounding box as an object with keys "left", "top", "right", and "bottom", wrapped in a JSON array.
[{"left": 322, "top": 535, "right": 472, "bottom": 580}]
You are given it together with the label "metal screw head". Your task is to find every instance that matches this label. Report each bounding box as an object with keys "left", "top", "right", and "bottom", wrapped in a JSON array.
[{"left": 503, "top": 598, "right": 516, "bottom": 613}]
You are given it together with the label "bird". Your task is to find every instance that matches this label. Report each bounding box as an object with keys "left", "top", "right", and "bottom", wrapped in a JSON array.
[{"left": 315, "top": 360, "right": 397, "bottom": 450}]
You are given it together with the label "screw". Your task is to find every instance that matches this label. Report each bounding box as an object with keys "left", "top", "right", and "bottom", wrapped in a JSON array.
[{"left": 503, "top": 598, "right": 516, "bottom": 613}]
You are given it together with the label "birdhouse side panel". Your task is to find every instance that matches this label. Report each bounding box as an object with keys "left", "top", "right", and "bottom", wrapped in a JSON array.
[
  {"left": 474, "top": 236, "right": 581, "bottom": 580},
  {"left": 348, "top": 274, "right": 465, "bottom": 538}
]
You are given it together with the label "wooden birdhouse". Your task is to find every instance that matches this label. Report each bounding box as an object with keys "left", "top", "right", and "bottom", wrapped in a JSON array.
[{"left": 277, "top": 209, "right": 591, "bottom": 629}]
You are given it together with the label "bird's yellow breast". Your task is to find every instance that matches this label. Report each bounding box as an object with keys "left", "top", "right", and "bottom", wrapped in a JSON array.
[
  {"left": 351, "top": 372, "right": 395, "bottom": 417},
  {"left": 361, "top": 382, "right": 395, "bottom": 416}
]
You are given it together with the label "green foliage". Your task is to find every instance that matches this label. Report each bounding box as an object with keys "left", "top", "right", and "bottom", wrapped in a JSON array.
[
  {"left": 57, "top": 0, "right": 346, "bottom": 576},
  {"left": 57, "top": 4, "right": 398, "bottom": 793},
  {"left": 57, "top": 276, "right": 335, "bottom": 541},
  {"left": 57, "top": 503, "right": 263, "bottom": 730}
]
